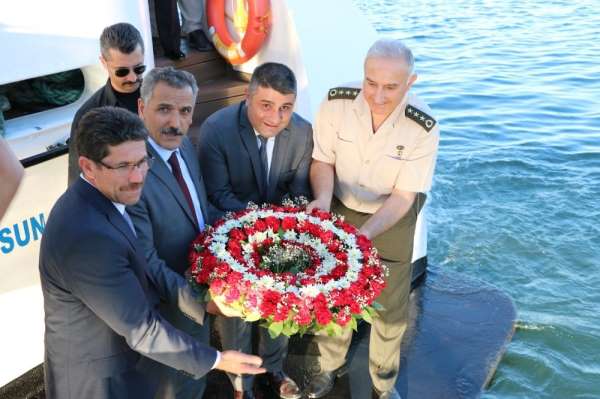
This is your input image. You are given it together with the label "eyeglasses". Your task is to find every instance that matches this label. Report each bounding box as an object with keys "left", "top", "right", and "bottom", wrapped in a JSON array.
[
  {"left": 97, "top": 155, "right": 154, "bottom": 175},
  {"left": 114, "top": 64, "right": 146, "bottom": 78}
]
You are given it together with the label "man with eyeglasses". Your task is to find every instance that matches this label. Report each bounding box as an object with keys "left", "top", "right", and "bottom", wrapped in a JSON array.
[
  {"left": 40, "top": 106, "right": 265, "bottom": 399},
  {"left": 127, "top": 67, "right": 220, "bottom": 399},
  {"left": 68, "top": 22, "right": 147, "bottom": 185}
]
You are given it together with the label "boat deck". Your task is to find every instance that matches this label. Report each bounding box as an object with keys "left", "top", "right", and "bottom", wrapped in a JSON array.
[{"left": 202, "top": 268, "right": 516, "bottom": 398}]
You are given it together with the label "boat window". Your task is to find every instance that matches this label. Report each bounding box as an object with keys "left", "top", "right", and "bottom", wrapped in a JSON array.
[{"left": 0, "top": 69, "right": 84, "bottom": 136}]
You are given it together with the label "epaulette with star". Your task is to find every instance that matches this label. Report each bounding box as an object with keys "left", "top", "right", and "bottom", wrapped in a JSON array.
[
  {"left": 405, "top": 104, "right": 436, "bottom": 132},
  {"left": 328, "top": 87, "right": 361, "bottom": 101}
]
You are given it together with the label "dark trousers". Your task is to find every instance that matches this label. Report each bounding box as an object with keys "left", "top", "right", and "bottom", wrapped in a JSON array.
[{"left": 154, "top": 0, "right": 181, "bottom": 53}]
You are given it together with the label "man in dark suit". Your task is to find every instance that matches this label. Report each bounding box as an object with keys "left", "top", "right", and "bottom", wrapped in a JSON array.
[
  {"left": 68, "top": 23, "right": 146, "bottom": 184},
  {"left": 198, "top": 62, "right": 312, "bottom": 399},
  {"left": 40, "top": 106, "right": 264, "bottom": 399},
  {"left": 128, "top": 66, "right": 218, "bottom": 399}
]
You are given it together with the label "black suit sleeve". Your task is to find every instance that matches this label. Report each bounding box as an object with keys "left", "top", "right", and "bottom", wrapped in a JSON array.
[
  {"left": 127, "top": 195, "right": 208, "bottom": 326},
  {"left": 198, "top": 120, "right": 248, "bottom": 211},
  {"left": 61, "top": 230, "right": 217, "bottom": 378}
]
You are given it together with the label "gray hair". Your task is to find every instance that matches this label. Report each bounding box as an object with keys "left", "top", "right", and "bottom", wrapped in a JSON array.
[
  {"left": 248, "top": 62, "right": 297, "bottom": 96},
  {"left": 100, "top": 23, "right": 144, "bottom": 59},
  {"left": 365, "top": 39, "right": 415, "bottom": 74},
  {"left": 140, "top": 67, "right": 198, "bottom": 103}
]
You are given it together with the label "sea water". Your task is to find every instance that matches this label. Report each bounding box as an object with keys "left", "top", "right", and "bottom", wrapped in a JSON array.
[{"left": 352, "top": 0, "right": 600, "bottom": 397}]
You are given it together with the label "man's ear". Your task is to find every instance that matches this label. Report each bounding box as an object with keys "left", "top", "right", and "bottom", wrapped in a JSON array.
[
  {"left": 407, "top": 73, "right": 418, "bottom": 90},
  {"left": 99, "top": 55, "right": 107, "bottom": 71},
  {"left": 138, "top": 98, "right": 145, "bottom": 118},
  {"left": 78, "top": 156, "right": 96, "bottom": 182}
]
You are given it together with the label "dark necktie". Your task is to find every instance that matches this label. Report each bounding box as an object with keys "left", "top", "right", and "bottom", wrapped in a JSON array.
[
  {"left": 168, "top": 152, "right": 198, "bottom": 226},
  {"left": 258, "top": 135, "right": 269, "bottom": 190}
]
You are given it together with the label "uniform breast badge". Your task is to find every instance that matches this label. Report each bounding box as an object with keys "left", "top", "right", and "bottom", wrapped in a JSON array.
[{"left": 396, "top": 145, "right": 404, "bottom": 158}]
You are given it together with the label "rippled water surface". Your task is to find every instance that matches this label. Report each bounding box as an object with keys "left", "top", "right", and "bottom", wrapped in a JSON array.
[{"left": 352, "top": 0, "right": 600, "bottom": 397}]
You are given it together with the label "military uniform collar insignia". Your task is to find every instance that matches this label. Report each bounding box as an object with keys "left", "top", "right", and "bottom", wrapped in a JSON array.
[
  {"left": 328, "top": 87, "right": 361, "bottom": 101},
  {"left": 405, "top": 104, "right": 436, "bottom": 132}
]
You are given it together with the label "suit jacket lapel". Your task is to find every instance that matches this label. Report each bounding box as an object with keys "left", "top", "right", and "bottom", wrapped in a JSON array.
[
  {"left": 105, "top": 210, "right": 150, "bottom": 290},
  {"left": 73, "top": 179, "right": 148, "bottom": 289},
  {"left": 74, "top": 178, "right": 138, "bottom": 248},
  {"left": 147, "top": 143, "right": 198, "bottom": 228},
  {"left": 238, "top": 102, "right": 267, "bottom": 197},
  {"left": 179, "top": 138, "right": 209, "bottom": 225},
  {"left": 268, "top": 128, "right": 290, "bottom": 201}
]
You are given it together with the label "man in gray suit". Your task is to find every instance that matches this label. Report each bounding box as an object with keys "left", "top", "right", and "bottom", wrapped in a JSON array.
[
  {"left": 40, "top": 106, "right": 264, "bottom": 399},
  {"left": 128, "top": 66, "right": 217, "bottom": 399},
  {"left": 198, "top": 62, "right": 312, "bottom": 399}
]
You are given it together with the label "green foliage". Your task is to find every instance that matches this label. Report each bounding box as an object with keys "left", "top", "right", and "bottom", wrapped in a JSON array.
[{"left": 268, "top": 321, "right": 284, "bottom": 338}]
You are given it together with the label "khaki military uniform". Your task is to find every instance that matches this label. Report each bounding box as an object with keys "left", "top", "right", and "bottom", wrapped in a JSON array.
[{"left": 312, "top": 84, "right": 439, "bottom": 394}]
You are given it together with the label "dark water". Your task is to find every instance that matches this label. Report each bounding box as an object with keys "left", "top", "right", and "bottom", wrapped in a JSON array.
[{"left": 352, "top": 0, "right": 600, "bottom": 397}]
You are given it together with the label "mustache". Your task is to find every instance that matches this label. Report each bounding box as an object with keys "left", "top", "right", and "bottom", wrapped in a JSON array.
[
  {"left": 160, "top": 127, "right": 184, "bottom": 136},
  {"left": 123, "top": 79, "right": 142, "bottom": 86},
  {"left": 123, "top": 183, "right": 143, "bottom": 191}
]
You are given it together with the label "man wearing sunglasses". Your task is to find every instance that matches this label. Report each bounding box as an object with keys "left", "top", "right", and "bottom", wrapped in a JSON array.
[{"left": 68, "top": 22, "right": 147, "bottom": 185}]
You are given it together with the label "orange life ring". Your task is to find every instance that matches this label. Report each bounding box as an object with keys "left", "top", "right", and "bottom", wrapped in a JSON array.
[{"left": 207, "top": 0, "right": 271, "bottom": 65}]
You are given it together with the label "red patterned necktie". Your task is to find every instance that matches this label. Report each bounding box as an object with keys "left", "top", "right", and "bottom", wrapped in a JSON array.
[{"left": 167, "top": 152, "right": 198, "bottom": 225}]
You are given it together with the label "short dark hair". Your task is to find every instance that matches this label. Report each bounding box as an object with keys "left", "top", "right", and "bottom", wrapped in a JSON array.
[
  {"left": 248, "top": 62, "right": 297, "bottom": 96},
  {"left": 76, "top": 107, "right": 147, "bottom": 162},
  {"left": 100, "top": 23, "right": 144, "bottom": 59},
  {"left": 140, "top": 67, "right": 198, "bottom": 103}
]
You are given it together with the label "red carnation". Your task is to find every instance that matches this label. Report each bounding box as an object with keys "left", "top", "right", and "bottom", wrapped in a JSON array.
[
  {"left": 315, "top": 306, "right": 333, "bottom": 325},
  {"left": 281, "top": 216, "right": 297, "bottom": 231},
  {"left": 294, "top": 304, "right": 312, "bottom": 326},
  {"left": 229, "top": 228, "right": 246, "bottom": 241},
  {"left": 260, "top": 290, "right": 281, "bottom": 318},
  {"left": 210, "top": 279, "right": 226, "bottom": 295},
  {"left": 254, "top": 219, "right": 268, "bottom": 232},
  {"left": 264, "top": 216, "right": 280, "bottom": 231},
  {"left": 225, "top": 286, "right": 241, "bottom": 302},
  {"left": 356, "top": 235, "right": 372, "bottom": 251},
  {"left": 336, "top": 308, "right": 352, "bottom": 326}
]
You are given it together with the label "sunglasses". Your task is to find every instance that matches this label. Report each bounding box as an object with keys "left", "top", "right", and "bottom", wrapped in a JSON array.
[{"left": 114, "top": 64, "right": 146, "bottom": 78}]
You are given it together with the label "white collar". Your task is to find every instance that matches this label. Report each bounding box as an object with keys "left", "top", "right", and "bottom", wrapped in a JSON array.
[
  {"left": 254, "top": 128, "right": 273, "bottom": 140},
  {"left": 148, "top": 136, "right": 178, "bottom": 163},
  {"left": 80, "top": 174, "right": 126, "bottom": 215}
]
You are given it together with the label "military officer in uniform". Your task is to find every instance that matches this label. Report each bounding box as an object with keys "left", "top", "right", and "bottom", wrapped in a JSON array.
[{"left": 304, "top": 39, "right": 440, "bottom": 399}]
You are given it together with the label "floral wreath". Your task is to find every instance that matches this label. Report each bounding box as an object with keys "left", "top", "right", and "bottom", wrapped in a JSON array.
[{"left": 188, "top": 201, "right": 387, "bottom": 337}]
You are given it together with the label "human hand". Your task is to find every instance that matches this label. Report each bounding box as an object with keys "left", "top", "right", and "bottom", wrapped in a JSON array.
[
  {"left": 306, "top": 198, "right": 331, "bottom": 213},
  {"left": 215, "top": 351, "right": 266, "bottom": 375}
]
